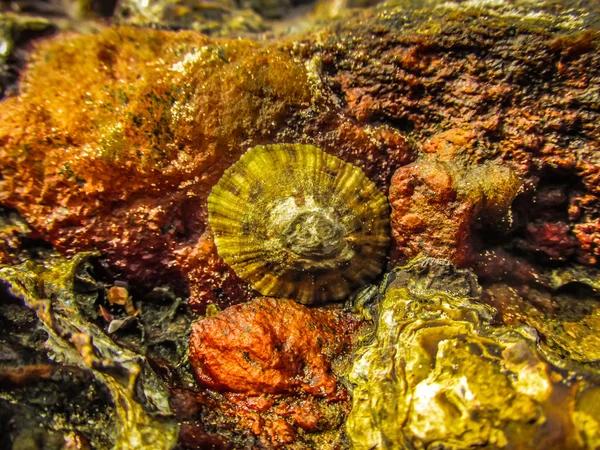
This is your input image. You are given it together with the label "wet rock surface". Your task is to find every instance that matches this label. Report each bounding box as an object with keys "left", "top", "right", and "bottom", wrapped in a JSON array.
[
  {"left": 347, "top": 257, "right": 600, "bottom": 449},
  {"left": 389, "top": 136, "right": 521, "bottom": 266},
  {"left": 302, "top": 6, "right": 600, "bottom": 268},
  {"left": 190, "top": 297, "right": 356, "bottom": 396},
  {"left": 0, "top": 254, "right": 179, "bottom": 449},
  {"left": 0, "top": 1, "right": 598, "bottom": 307},
  {"left": 188, "top": 297, "right": 360, "bottom": 447},
  {"left": 0, "top": 0, "right": 599, "bottom": 448}
]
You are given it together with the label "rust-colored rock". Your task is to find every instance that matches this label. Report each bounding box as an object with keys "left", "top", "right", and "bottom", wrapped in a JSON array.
[
  {"left": 389, "top": 158, "right": 475, "bottom": 266},
  {"left": 190, "top": 297, "right": 355, "bottom": 397},
  {"left": 0, "top": 26, "right": 313, "bottom": 292},
  {"left": 301, "top": 8, "right": 600, "bottom": 268},
  {"left": 176, "top": 229, "right": 257, "bottom": 313},
  {"left": 188, "top": 297, "right": 359, "bottom": 447},
  {"left": 0, "top": 26, "right": 410, "bottom": 309},
  {"left": 0, "top": 2, "right": 599, "bottom": 310},
  {"left": 389, "top": 130, "right": 521, "bottom": 266}
]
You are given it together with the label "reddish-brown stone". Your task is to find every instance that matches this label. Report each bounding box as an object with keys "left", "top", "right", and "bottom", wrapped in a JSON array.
[
  {"left": 522, "top": 222, "right": 578, "bottom": 261},
  {"left": 0, "top": 2, "right": 598, "bottom": 313},
  {"left": 189, "top": 297, "right": 356, "bottom": 398},
  {"left": 389, "top": 158, "right": 476, "bottom": 266},
  {"left": 389, "top": 128, "right": 523, "bottom": 267},
  {"left": 186, "top": 297, "right": 359, "bottom": 447},
  {"left": 0, "top": 26, "right": 411, "bottom": 309},
  {"left": 176, "top": 229, "right": 257, "bottom": 313},
  {"left": 299, "top": 10, "right": 600, "bottom": 269}
]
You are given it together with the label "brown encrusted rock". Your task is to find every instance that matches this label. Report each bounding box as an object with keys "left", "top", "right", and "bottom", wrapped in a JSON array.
[
  {"left": 0, "top": 26, "right": 313, "bottom": 291},
  {"left": 389, "top": 130, "right": 522, "bottom": 266},
  {"left": 189, "top": 297, "right": 356, "bottom": 397},
  {"left": 289, "top": 6, "right": 600, "bottom": 267},
  {"left": 389, "top": 158, "right": 475, "bottom": 266},
  {"left": 2, "top": 2, "right": 600, "bottom": 313}
]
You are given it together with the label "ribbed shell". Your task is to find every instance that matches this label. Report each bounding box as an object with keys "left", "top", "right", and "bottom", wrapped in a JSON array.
[{"left": 207, "top": 144, "right": 390, "bottom": 304}]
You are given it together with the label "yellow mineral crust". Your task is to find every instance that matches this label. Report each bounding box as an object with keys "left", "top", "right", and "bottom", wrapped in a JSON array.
[{"left": 207, "top": 144, "right": 390, "bottom": 304}]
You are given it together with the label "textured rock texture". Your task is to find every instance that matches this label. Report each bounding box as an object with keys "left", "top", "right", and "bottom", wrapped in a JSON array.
[
  {"left": 0, "top": 24, "right": 411, "bottom": 308},
  {"left": 189, "top": 297, "right": 358, "bottom": 447},
  {"left": 1, "top": 2, "right": 600, "bottom": 447},
  {"left": 291, "top": 5, "right": 600, "bottom": 269},
  {"left": 0, "top": 4, "right": 598, "bottom": 309}
]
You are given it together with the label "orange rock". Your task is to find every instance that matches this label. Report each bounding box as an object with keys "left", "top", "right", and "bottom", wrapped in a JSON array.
[
  {"left": 390, "top": 131, "right": 522, "bottom": 266},
  {"left": 389, "top": 159, "right": 476, "bottom": 266},
  {"left": 0, "top": 26, "right": 312, "bottom": 290},
  {"left": 0, "top": 26, "right": 410, "bottom": 306},
  {"left": 189, "top": 297, "right": 356, "bottom": 398},
  {"left": 186, "top": 297, "right": 358, "bottom": 447}
]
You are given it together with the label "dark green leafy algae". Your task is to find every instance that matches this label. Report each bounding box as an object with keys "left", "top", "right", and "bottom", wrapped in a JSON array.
[
  {"left": 0, "top": 253, "right": 178, "bottom": 449},
  {"left": 346, "top": 257, "right": 600, "bottom": 449}
]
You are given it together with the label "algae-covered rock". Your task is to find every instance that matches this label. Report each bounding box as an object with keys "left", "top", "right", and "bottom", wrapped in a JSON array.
[
  {"left": 1, "top": 1, "right": 598, "bottom": 313},
  {"left": 0, "top": 26, "right": 313, "bottom": 302},
  {"left": 0, "top": 23, "right": 409, "bottom": 310},
  {"left": 347, "top": 257, "right": 600, "bottom": 449}
]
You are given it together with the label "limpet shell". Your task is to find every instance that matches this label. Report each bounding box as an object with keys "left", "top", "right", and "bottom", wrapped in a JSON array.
[{"left": 207, "top": 144, "right": 390, "bottom": 304}]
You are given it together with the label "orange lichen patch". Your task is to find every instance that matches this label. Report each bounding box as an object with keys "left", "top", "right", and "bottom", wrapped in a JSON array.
[
  {"left": 0, "top": 26, "right": 311, "bottom": 286},
  {"left": 189, "top": 297, "right": 357, "bottom": 397}
]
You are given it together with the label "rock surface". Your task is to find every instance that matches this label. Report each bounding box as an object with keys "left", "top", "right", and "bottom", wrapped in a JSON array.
[
  {"left": 0, "top": 2, "right": 599, "bottom": 310},
  {"left": 0, "top": 24, "right": 410, "bottom": 307},
  {"left": 389, "top": 135, "right": 521, "bottom": 266},
  {"left": 189, "top": 297, "right": 359, "bottom": 447},
  {"left": 1, "top": 1, "right": 600, "bottom": 448}
]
